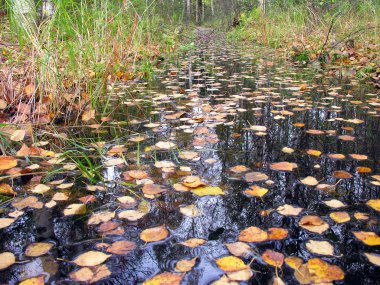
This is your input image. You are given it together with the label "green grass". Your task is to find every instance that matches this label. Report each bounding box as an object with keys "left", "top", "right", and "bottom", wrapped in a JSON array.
[{"left": 2, "top": 0, "right": 179, "bottom": 119}]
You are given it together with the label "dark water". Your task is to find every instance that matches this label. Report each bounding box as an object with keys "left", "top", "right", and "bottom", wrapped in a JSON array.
[{"left": 0, "top": 34, "right": 380, "bottom": 284}]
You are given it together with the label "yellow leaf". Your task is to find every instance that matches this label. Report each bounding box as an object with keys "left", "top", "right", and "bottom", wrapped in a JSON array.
[
  {"left": 367, "top": 199, "right": 380, "bottom": 211},
  {"left": 25, "top": 242, "right": 54, "bottom": 257},
  {"left": 216, "top": 256, "right": 248, "bottom": 272},
  {"left": 0, "top": 252, "right": 16, "bottom": 270},
  {"left": 140, "top": 225, "right": 169, "bottom": 242},
  {"left": 73, "top": 251, "right": 111, "bottom": 267},
  {"left": 192, "top": 186, "right": 224, "bottom": 196},
  {"left": 142, "top": 272, "right": 184, "bottom": 285}
]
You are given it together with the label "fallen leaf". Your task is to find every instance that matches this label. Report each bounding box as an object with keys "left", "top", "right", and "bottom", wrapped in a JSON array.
[
  {"left": 364, "top": 252, "right": 380, "bottom": 266},
  {"left": 239, "top": 226, "right": 268, "bottom": 243},
  {"left": 323, "top": 199, "right": 346, "bottom": 209},
  {"left": 25, "top": 242, "right": 54, "bottom": 257},
  {"left": 0, "top": 218, "right": 15, "bottom": 229},
  {"left": 63, "top": 204, "right": 86, "bottom": 216},
  {"left": 262, "top": 250, "right": 284, "bottom": 267},
  {"left": 175, "top": 257, "right": 197, "bottom": 272},
  {"left": 0, "top": 156, "right": 17, "bottom": 171},
  {"left": 299, "top": 215, "right": 329, "bottom": 234},
  {"left": 140, "top": 225, "right": 169, "bottom": 242},
  {"left": 106, "top": 240, "right": 136, "bottom": 255},
  {"left": 73, "top": 251, "right": 111, "bottom": 267},
  {"left": 216, "top": 256, "right": 248, "bottom": 272},
  {"left": 88, "top": 211, "right": 115, "bottom": 225},
  {"left": 277, "top": 204, "right": 303, "bottom": 216},
  {"left": 180, "top": 205, "right": 201, "bottom": 217},
  {"left": 183, "top": 176, "right": 206, "bottom": 188},
  {"left": 0, "top": 252, "right": 16, "bottom": 270},
  {"left": 285, "top": 256, "right": 304, "bottom": 269},
  {"left": 353, "top": 231, "right": 380, "bottom": 246},
  {"left": 244, "top": 185, "right": 268, "bottom": 197},
  {"left": 0, "top": 183, "right": 16, "bottom": 195},
  {"left": 142, "top": 272, "right": 184, "bottom": 285},
  {"left": 305, "top": 240, "right": 334, "bottom": 256},
  {"left": 367, "top": 199, "right": 380, "bottom": 212},
  {"left": 192, "top": 186, "right": 224, "bottom": 196},
  {"left": 244, "top": 172, "right": 268, "bottom": 182},
  {"left": 19, "top": 275, "right": 45, "bottom": 285},
  {"left": 10, "top": 130, "right": 26, "bottom": 141},
  {"left": 333, "top": 170, "right": 353, "bottom": 179},
  {"left": 225, "top": 242, "right": 252, "bottom": 257},
  {"left": 118, "top": 210, "right": 146, "bottom": 221},
  {"left": 270, "top": 162, "right": 297, "bottom": 172},
  {"left": 180, "top": 238, "right": 207, "bottom": 248},
  {"left": 300, "top": 176, "right": 319, "bottom": 186},
  {"left": 329, "top": 211, "right": 350, "bottom": 223}
]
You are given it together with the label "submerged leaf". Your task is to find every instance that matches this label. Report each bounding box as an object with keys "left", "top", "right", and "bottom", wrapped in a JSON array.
[{"left": 73, "top": 251, "right": 111, "bottom": 267}]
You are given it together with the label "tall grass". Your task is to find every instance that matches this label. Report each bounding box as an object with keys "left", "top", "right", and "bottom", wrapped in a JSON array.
[
  {"left": 2, "top": 0, "right": 176, "bottom": 120},
  {"left": 229, "top": 0, "right": 380, "bottom": 52}
]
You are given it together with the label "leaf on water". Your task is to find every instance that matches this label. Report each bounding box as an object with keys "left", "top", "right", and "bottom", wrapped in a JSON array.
[
  {"left": 366, "top": 199, "right": 380, "bottom": 211},
  {"left": 216, "top": 256, "right": 248, "bottom": 272},
  {"left": 226, "top": 269, "right": 253, "bottom": 282},
  {"left": 352, "top": 231, "right": 380, "bottom": 246},
  {"left": 285, "top": 256, "right": 304, "bottom": 270},
  {"left": 276, "top": 204, "right": 303, "bottom": 216},
  {"left": 52, "top": 192, "right": 69, "bottom": 201},
  {"left": 155, "top": 141, "right": 176, "bottom": 149},
  {"left": 356, "top": 166, "right": 372, "bottom": 173},
  {"left": 244, "top": 185, "right": 268, "bottom": 197},
  {"left": 73, "top": 251, "right": 111, "bottom": 267},
  {"left": 350, "top": 154, "right": 368, "bottom": 160},
  {"left": 69, "top": 264, "right": 111, "bottom": 283},
  {"left": 323, "top": 199, "right": 346, "bottom": 209},
  {"left": 142, "top": 272, "right": 184, "bottom": 285},
  {"left": 12, "top": 196, "right": 43, "bottom": 210},
  {"left": 267, "top": 227, "right": 288, "bottom": 240},
  {"left": 239, "top": 226, "right": 268, "bottom": 243},
  {"left": 333, "top": 170, "right": 353, "bottom": 179},
  {"left": 0, "top": 252, "right": 16, "bottom": 270},
  {"left": 88, "top": 211, "right": 115, "bottom": 225},
  {"left": 244, "top": 172, "right": 268, "bottom": 182},
  {"left": 142, "top": 184, "right": 166, "bottom": 195},
  {"left": 19, "top": 275, "right": 45, "bottom": 285},
  {"left": 140, "top": 225, "right": 169, "bottom": 242},
  {"left": 32, "top": 184, "right": 50, "bottom": 194},
  {"left": 354, "top": 212, "right": 369, "bottom": 220},
  {"left": 282, "top": 147, "right": 294, "bottom": 154},
  {"left": 269, "top": 162, "right": 297, "bottom": 172},
  {"left": 124, "top": 170, "right": 149, "bottom": 180},
  {"left": 182, "top": 176, "right": 206, "bottom": 188},
  {"left": 192, "top": 186, "right": 224, "bottom": 196},
  {"left": 328, "top": 153, "right": 346, "bottom": 160},
  {"left": 63, "top": 204, "right": 86, "bottom": 216},
  {"left": 364, "top": 252, "right": 380, "bottom": 267},
  {"left": 229, "top": 165, "right": 249, "bottom": 173},
  {"left": 306, "top": 149, "right": 322, "bottom": 157},
  {"left": 329, "top": 211, "right": 350, "bottom": 223},
  {"left": 0, "top": 156, "right": 18, "bottom": 171},
  {"left": 0, "top": 218, "right": 15, "bottom": 229},
  {"left": 300, "top": 176, "right": 319, "bottom": 186},
  {"left": 180, "top": 205, "right": 201, "bottom": 217},
  {"left": 272, "top": 277, "right": 286, "bottom": 285},
  {"left": 180, "top": 238, "right": 207, "bottom": 248},
  {"left": 179, "top": 151, "right": 199, "bottom": 160},
  {"left": 262, "top": 250, "right": 284, "bottom": 267},
  {"left": 305, "top": 129, "right": 325, "bottom": 135},
  {"left": 294, "top": 258, "right": 344, "bottom": 284},
  {"left": 225, "top": 242, "right": 252, "bottom": 258},
  {"left": 305, "top": 240, "right": 334, "bottom": 256},
  {"left": 104, "top": 157, "right": 124, "bottom": 167},
  {"left": 25, "top": 242, "right": 54, "bottom": 257},
  {"left": 106, "top": 240, "right": 136, "bottom": 255},
  {"left": 118, "top": 210, "right": 146, "bottom": 221},
  {"left": 299, "top": 215, "right": 330, "bottom": 234},
  {"left": 338, "top": 135, "right": 355, "bottom": 141},
  {"left": 175, "top": 257, "right": 197, "bottom": 272},
  {"left": 210, "top": 275, "right": 239, "bottom": 285},
  {"left": 0, "top": 183, "right": 16, "bottom": 196}
]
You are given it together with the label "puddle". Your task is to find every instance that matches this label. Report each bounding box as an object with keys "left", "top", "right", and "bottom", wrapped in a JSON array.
[{"left": 0, "top": 35, "right": 379, "bottom": 284}]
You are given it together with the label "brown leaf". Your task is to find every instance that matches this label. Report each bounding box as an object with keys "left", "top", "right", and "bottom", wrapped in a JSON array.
[
  {"left": 106, "top": 240, "right": 136, "bottom": 255},
  {"left": 142, "top": 272, "right": 184, "bottom": 285},
  {"left": 140, "top": 225, "right": 169, "bottom": 242},
  {"left": 239, "top": 226, "right": 268, "bottom": 243},
  {"left": 262, "top": 250, "right": 284, "bottom": 267}
]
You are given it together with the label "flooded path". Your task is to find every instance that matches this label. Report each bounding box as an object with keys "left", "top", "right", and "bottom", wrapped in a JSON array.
[{"left": 0, "top": 30, "right": 380, "bottom": 284}]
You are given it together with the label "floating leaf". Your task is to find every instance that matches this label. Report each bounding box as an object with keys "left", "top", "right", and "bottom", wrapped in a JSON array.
[
  {"left": 277, "top": 204, "right": 303, "bottom": 216},
  {"left": 244, "top": 172, "right": 268, "bottom": 182},
  {"left": 142, "top": 272, "right": 184, "bottom": 285},
  {"left": 70, "top": 264, "right": 111, "bottom": 283},
  {"left": 244, "top": 185, "right": 268, "bottom": 197},
  {"left": 25, "top": 242, "right": 54, "bottom": 257},
  {"left": 180, "top": 238, "right": 207, "bottom": 248},
  {"left": 0, "top": 183, "right": 16, "bottom": 195},
  {"left": 305, "top": 240, "right": 334, "bottom": 256},
  {"left": 142, "top": 184, "right": 166, "bottom": 195},
  {"left": 299, "top": 215, "right": 329, "bottom": 234},
  {"left": 155, "top": 141, "right": 176, "bottom": 149},
  {"left": 140, "top": 225, "right": 169, "bottom": 242},
  {"left": 118, "top": 210, "right": 146, "bottom": 221},
  {"left": 0, "top": 252, "right": 15, "bottom": 270},
  {"left": 32, "top": 184, "right": 50, "bottom": 194},
  {"left": 180, "top": 205, "right": 201, "bottom": 217},
  {"left": 73, "top": 251, "right": 111, "bottom": 267},
  {"left": 19, "top": 275, "right": 45, "bottom": 285},
  {"left": 323, "top": 199, "right": 346, "bottom": 209},
  {"left": 104, "top": 157, "right": 124, "bottom": 167},
  {"left": 262, "top": 250, "right": 284, "bottom": 267},
  {"left": 367, "top": 199, "right": 380, "bottom": 212},
  {"left": 183, "top": 176, "right": 206, "bottom": 188},
  {"left": 300, "top": 176, "right": 319, "bottom": 186},
  {"left": 88, "top": 211, "right": 115, "bottom": 226},
  {"left": 282, "top": 147, "right": 294, "bottom": 154},
  {"left": 306, "top": 149, "right": 322, "bottom": 157},
  {"left": 329, "top": 211, "right": 350, "bottom": 223},
  {"left": 225, "top": 242, "right": 252, "bottom": 257},
  {"left": 216, "top": 256, "right": 248, "bottom": 272},
  {"left": 226, "top": 269, "right": 253, "bottom": 281},
  {"left": 333, "top": 170, "right": 353, "bottom": 179},
  {"left": 267, "top": 227, "right": 288, "bottom": 240},
  {"left": 239, "top": 226, "right": 268, "bottom": 243},
  {"left": 353, "top": 231, "right": 380, "bottom": 246},
  {"left": 64, "top": 204, "right": 86, "bottom": 216},
  {"left": 294, "top": 258, "right": 344, "bottom": 284},
  {"left": 106, "top": 240, "right": 136, "bottom": 255},
  {"left": 0, "top": 218, "right": 15, "bottom": 229},
  {"left": 192, "top": 186, "right": 224, "bottom": 196},
  {"left": 285, "top": 256, "right": 304, "bottom": 269},
  {"left": 12, "top": 196, "right": 43, "bottom": 210},
  {"left": 364, "top": 252, "right": 380, "bottom": 267},
  {"left": 270, "top": 162, "right": 297, "bottom": 172},
  {"left": 230, "top": 165, "right": 249, "bottom": 173},
  {"left": 175, "top": 257, "right": 197, "bottom": 272}
]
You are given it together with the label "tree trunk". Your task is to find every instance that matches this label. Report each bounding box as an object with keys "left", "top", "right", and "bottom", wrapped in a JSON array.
[
  {"left": 211, "top": 0, "right": 214, "bottom": 17},
  {"left": 186, "top": 0, "right": 190, "bottom": 25}
]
